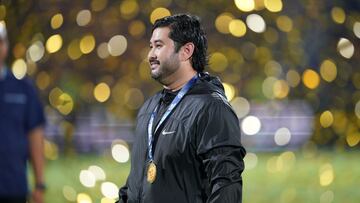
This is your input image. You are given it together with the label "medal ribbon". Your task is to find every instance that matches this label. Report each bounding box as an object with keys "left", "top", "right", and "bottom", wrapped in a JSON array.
[{"left": 147, "top": 75, "right": 198, "bottom": 162}]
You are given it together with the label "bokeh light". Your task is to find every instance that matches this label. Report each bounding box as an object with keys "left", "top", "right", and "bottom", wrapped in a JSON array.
[
  {"left": 246, "top": 14, "right": 266, "bottom": 33},
  {"left": 79, "top": 170, "right": 96, "bottom": 188},
  {"left": 320, "top": 110, "right": 334, "bottom": 128},
  {"left": 264, "top": 0, "right": 283, "bottom": 12},
  {"left": 94, "top": 82, "right": 111, "bottom": 103},
  {"left": 229, "top": 19, "right": 247, "bottom": 37},
  {"left": 331, "top": 7, "right": 346, "bottom": 24},
  {"left": 319, "top": 163, "right": 334, "bottom": 186},
  {"left": 27, "top": 41, "right": 45, "bottom": 62},
  {"left": 111, "top": 141, "right": 130, "bottom": 163},
  {"left": 88, "top": 165, "right": 106, "bottom": 181},
  {"left": 302, "top": 69, "right": 320, "bottom": 89},
  {"left": 223, "top": 82, "right": 236, "bottom": 101},
  {"left": 77, "top": 193, "right": 92, "bottom": 203},
  {"left": 100, "top": 182, "right": 118, "bottom": 199},
  {"left": 50, "top": 13, "right": 63, "bottom": 29},
  {"left": 337, "top": 38, "right": 354, "bottom": 59},
  {"left": 230, "top": 97, "right": 250, "bottom": 118},
  {"left": 120, "top": 0, "right": 139, "bottom": 20},
  {"left": 274, "top": 127, "right": 291, "bottom": 146},
  {"left": 150, "top": 7, "right": 171, "bottom": 24},
  {"left": 209, "top": 52, "right": 228, "bottom": 72},
  {"left": 320, "top": 59, "right": 337, "bottom": 82},
  {"left": 244, "top": 152, "right": 258, "bottom": 170},
  {"left": 80, "top": 34, "right": 96, "bottom": 54},
  {"left": 108, "top": 35, "right": 127, "bottom": 56},
  {"left": 11, "top": 58, "right": 27, "bottom": 79},
  {"left": 234, "top": 0, "right": 255, "bottom": 12},
  {"left": 215, "top": 13, "right": 234, "bottom": 34},
  {"left": 76, "top": 10, "right": 92, "bottom": 26},
  {"left": 241, "top": 116, "right": 261, "bottom": 135},
  {"left": 46, "top": 34, "right": 63, "bottom": 53},
  {"left": 63, "top": 185, "right": 77, "bottom": 201}
]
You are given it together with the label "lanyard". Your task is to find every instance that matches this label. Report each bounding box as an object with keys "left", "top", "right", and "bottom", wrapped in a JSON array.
[{"left": 147, "top": 75, "right": 198, "bottom": 161}]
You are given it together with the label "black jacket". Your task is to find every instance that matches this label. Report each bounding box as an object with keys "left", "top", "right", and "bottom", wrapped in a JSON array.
[{"left": 118, "top": 73, "right": 246, "bottom": 203}]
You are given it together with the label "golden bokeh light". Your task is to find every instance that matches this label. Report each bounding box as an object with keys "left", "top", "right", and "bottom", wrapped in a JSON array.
[
  {"left": 346, "top": 133, "right": 360, "bottom": 147},
  {"left": 320, "top": 111, "right": 334, "bottom": 128},
  {"left": 234, "top": 0, "right": 255, "bottom": 12},
  {"left": 150, "top": 7, "right": 171, "bottom": 24},
  {"left": 128, "top": 20, "right": 145, "bottom": 38},
  {"left": 286, "top": 70, "right": 301, "bottom": 87},
  {"left": 264, "top": 27, "right": 279, "bottom": 43},
  {"left": 302, "top": 69, "right": 320, "bottom": 89},
  {"left": 264, "top": 0, "right": 283, "bottom": 12},
  {"left": 80, "top": 34, "right": 96, "bottom": 54},
  {"left": 276, "top": 15, "right": 293, "bottom": 32},
  {"left": 50, "top": 13, "right": 63, "bottom": 29},
  {"left": 77, "top": 193, "right": 92, "bottom": 203},
  {"left": 120, "top": 0, "right": 139, "bottom": 19},
  {"left": 319, "top": 163, "right": 334, "bottom": 186},
  {"left": 223, "top": 82, "right": 236, "bottom": 101},
  {"left": 331, "top": 7, "right": 346, "bottom": 24},
  {"left": 229, "top": 19, "right": 247, "bottom": 37},
  {"left": 46, "top": 34, "right": 63, "bottom": 53},
  {"left": 57, "top": 93, "right": 74, "bottom": 115},
  {"left": 320, "top": 59, "right": 337, "bottom": 82},
  {"left": 209, "top": 52, "right": 228, "bottom": 72},
  {"left": 67, "top": 39, "right": 82, "bottom": 60},
  {"left": 94, "top": 82, "right": 111, "bottom": 103},
  {"left": 36, "top": 71, "right": 50, "bottom": 90},
  {"left": 215, "top": 13, "right": 234, "bottom": 34},
  {"left": 273, "top": 80, "right": 289, "bottom": 99},
  {"left": 91, "top": 0, "right": 107, "bottom": 12},
  {"left": 44, "top": 139, "right": 58, "bottom": 160}
]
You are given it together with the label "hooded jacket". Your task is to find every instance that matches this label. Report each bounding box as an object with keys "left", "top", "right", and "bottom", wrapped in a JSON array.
[{"left": 118, "top": 73, "right": 246, "bottom": 203}]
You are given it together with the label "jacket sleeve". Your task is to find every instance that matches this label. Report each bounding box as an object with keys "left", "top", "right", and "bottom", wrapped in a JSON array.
[
  {"left": 116, "top": 181, "right": 128, "bottom": 203},
  {"left": 195, "top": 99, "right": 246, "bottom": 203}
]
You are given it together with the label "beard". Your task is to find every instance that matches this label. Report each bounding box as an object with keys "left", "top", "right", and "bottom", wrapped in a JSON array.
[{"left": 150, "top": 53, "right": 180, "bottom": 85}]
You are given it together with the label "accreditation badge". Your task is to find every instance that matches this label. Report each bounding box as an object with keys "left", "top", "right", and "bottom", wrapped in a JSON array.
[{"left": 147, "top": 161, "right": 157, "bottom": 183}]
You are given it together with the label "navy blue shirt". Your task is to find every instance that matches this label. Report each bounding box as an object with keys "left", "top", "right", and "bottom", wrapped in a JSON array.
[{"left": 0, "top": 68, "right": 45, "bottom": 196}]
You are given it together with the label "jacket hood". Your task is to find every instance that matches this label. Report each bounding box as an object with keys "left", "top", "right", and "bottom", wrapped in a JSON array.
[{"left": 188, "top": 72, "right": 226, "bottom": 96}]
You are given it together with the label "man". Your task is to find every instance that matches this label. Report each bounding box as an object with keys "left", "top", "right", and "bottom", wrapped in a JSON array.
[
  {"left": 118, "top": 14, "right": 246, "bottom": 203},
  {"left": 0, "top": 22, "right": 46, "bottom": 203}
]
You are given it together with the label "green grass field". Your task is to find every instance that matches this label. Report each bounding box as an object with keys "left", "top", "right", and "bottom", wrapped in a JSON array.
[{"left": 29, "top": 150, "right": 360, "bottom": 203}]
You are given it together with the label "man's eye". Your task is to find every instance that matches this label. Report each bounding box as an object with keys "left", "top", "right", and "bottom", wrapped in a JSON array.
[{"left": 156, "top": 44, "right": 162, "bottom": 48}]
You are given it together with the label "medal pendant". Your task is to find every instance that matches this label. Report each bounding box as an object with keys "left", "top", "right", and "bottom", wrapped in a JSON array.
[{"left": 147, "top": 161, "right": 157, "bottom": 183}]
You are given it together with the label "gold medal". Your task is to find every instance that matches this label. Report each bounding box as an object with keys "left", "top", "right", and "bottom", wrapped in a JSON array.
[{"left": 147, "top": 161, "right": 157, "bottom": 183}]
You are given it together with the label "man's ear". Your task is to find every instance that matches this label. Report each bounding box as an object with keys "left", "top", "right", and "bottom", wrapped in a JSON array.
[{"left": 180, "top": 42, "right": 195, "bottom": 61}]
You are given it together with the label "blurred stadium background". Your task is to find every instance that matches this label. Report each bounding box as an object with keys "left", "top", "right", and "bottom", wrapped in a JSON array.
[{"left": 1, "top": 0, "right": 360, "bottom": 202}]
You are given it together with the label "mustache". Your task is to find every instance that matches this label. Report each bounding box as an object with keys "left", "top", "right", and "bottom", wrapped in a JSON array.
[{"left": 149, "top": 58, "right": 160, "bottom": 64}]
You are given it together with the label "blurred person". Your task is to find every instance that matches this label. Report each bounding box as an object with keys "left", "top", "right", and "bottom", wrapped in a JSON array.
[
  {"left": 117, "top": 14, "right": 246, "bottom": 203},
  {"left": 0, "top": 22, "right": 46, "bottom": 203}
]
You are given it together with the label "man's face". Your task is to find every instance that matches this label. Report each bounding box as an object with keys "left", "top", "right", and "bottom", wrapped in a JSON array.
[{"left": 148, "top": 27, "right": 180, "bottom": 83}]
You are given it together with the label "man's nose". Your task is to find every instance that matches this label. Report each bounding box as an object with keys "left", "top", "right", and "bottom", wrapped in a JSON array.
[{"left": 148, "top": 48, "right": 156, "bottom": 60}]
